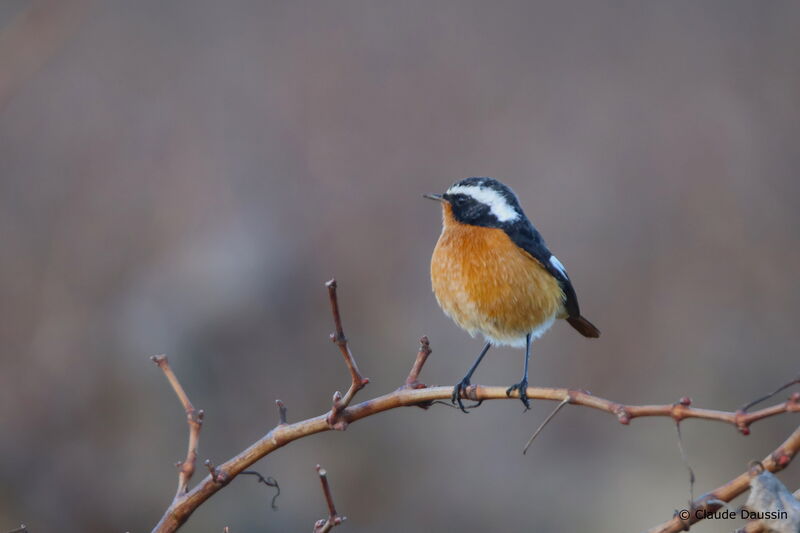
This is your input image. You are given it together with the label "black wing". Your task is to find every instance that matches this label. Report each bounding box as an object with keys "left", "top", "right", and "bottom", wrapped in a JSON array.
[{"left": 503, "top": 221, "right": 581, "bottom": 319}]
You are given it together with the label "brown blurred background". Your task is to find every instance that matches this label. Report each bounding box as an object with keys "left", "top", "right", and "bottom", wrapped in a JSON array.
[{"left": 1, "top": 1, "right": 799, "bottom": 532}]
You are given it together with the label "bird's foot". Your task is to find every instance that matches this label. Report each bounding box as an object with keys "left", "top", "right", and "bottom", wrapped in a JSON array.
[
  {"left": 506, "top": 378, "right": 531, "bottom": 410},
  {"left": 451, "top": 378, "right": 482, "bottom": 413}
]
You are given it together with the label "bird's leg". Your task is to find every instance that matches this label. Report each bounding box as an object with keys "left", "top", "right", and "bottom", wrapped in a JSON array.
[
  {"left": 506, "top": 333, "right": 532, "bottom": 410},
  {"left": 452, "top": 342, "right": 492, "bottom": 413}
]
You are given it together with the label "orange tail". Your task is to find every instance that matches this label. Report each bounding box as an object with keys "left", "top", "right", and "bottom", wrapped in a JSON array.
[{"left": 567, "top": 315, "right": 600, "bottom": 338}]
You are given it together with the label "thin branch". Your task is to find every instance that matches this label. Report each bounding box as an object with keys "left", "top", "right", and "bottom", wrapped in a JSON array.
[
  {"left": 523, "top": 397, "right": 570, "bottom": 454},
  {"left": 151, "top": 355, "right": 204, "bottom": 497},
  {"left": 675, "top": 419, "right": 696, "bottom": 504},
  {"left": 325, "top": 279, "right": 369, "bottom": 430},
  {"left": 740, "top": 377, "right": 800, "bottom": 414},
  {"left": 313, "top": 465, "right": 346, "bottom": 533},
  {"left": 647, "top": 423, "right": 800, "bottom": 533}
]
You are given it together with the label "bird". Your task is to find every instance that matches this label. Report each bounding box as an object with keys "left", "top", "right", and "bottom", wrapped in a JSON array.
[{"left": 425, "top": 177, "right": 599, "bottom": 412}]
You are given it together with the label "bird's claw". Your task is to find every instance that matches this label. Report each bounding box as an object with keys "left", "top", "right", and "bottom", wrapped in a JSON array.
[
  {"left": 452, "top": 378, "right": 480, "bottom": 413},
  {"left": 506, "top": 379, "right": 531, "bottom": 410}
]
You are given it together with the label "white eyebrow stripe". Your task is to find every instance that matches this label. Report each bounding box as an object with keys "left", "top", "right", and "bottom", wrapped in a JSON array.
[
  {"left": 446, "top": 185, "right": 520, "bottom": 222},
  {"left": 549, "top": 255, "right": 568, "bottom": 278}
]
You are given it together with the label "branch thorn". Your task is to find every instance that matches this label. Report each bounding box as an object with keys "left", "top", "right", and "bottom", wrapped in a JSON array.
[
  {"left": 204, "top": 459, "right": 227, "bottom": 484},
  {"left": 276, "top": 399, "right": 288, "bottom": 425}
]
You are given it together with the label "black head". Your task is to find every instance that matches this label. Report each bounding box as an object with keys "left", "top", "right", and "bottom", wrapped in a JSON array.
[{"left": 428, "top": 177, "right": 524, "bottom": 228}]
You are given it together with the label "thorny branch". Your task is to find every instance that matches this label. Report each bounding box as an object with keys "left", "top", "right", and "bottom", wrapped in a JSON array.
[
  {"left": 313, "top": 465, "right": 346, "bottom": 533},
  {"left": 151, "top": 280, "right": 799, "bottom": 533}
]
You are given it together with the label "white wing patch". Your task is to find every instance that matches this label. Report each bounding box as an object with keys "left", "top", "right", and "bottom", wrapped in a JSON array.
[
  {"left": 446, "top": 184, "right": 520, "bottom": 222},
  {"left": 549, "top": 255, "right": 568, "bottom": 278}
]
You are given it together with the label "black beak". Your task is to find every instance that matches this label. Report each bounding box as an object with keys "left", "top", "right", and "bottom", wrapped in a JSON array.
[{"left": 423, "top": 193, "right": 444, "bottom": 202}]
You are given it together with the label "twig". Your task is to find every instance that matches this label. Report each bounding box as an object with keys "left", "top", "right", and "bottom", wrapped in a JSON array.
[
  {"left": 647, "top": 422, "right": 800, "bottom": 533},
  {"left": 313, "top": 465, "right": 346, "bottom": 533},
  {"left": 740, "top": 377, "right": 800, "bottom": 414},
  {"left": 523, "top": 397, "right": 570, "bottom": 454},
  {"left": 674, "top": 418, "right": 696, "bottom": 504},
  {"left": 240, "top": 471, "right": 280, "bottom": 510},
  {"left": 404, "top": 336, "right": 432, "bottom": 390},
  {"left": 325, "top": 280, "right": 369, "bottom": 430},
  {"left": 151, "top": 355, "right": 204, "bottom": 497},
  {"left": 398, "top": 336, "right": 435, "bottom": 409}
]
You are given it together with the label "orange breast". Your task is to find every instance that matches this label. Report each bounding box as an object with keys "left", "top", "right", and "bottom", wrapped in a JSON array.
[{"left": 430, "top": 203, "right": 565, "bottom": 346}]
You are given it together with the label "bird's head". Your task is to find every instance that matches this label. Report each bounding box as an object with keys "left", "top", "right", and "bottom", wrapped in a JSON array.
[{"left": 424, "top": 177, "right": 523, "bottom": 228}]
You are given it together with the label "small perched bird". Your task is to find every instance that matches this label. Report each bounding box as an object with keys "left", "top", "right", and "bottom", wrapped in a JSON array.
[{"left": 425, "top": 177, "right": 599, "bottom": 412}]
